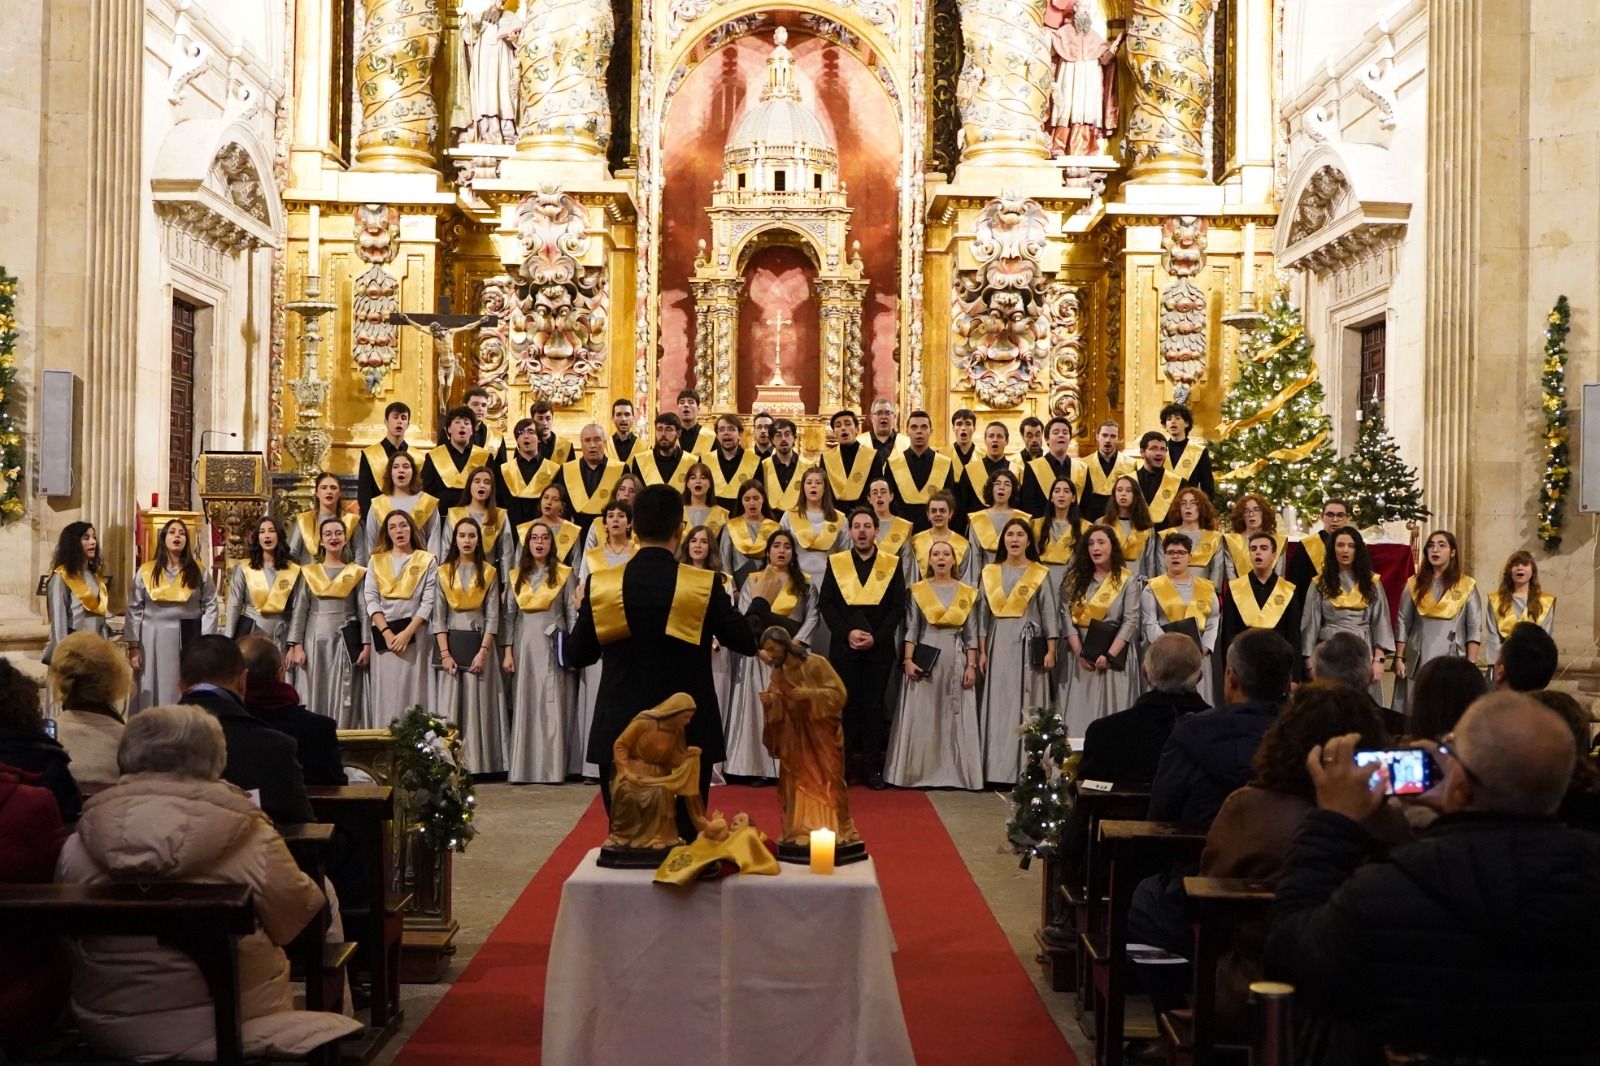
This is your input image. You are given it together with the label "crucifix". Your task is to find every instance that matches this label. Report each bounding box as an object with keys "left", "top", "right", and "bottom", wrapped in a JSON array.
[
  {"left": 766, "top": 309, "right": 793, "bottom": 386},
  {"left": 389, "top": 295, "right": 501, "bottom": 414}
]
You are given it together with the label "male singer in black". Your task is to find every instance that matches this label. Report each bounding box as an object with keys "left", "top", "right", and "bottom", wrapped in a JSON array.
[
  {"left": 944, "top": 408, "right": 980, "bottom": 527},
  {"left": 420, "top": 407, "right": 492, "bottom": 509},
  {"left": 751, "top": 410, "right": 775, "bottom": 461},
  {"left": 358, "top": 401, "right": 410, "bottom": 521},
  {"left": 1018, "top": 416, "right": 1082, "bottom": 517},
  {"left": 1219, "top": 531, "right": 1302, "bottom": 683},
  {"left": 761, "top": 418, "right": 804, "bottom": 514},
  {"left": 608, "top": 396, "right": 642, "bottom": 465},
  {"left": 462, "top": 386, "right": 504, "bottom": 460},
  {"left": 886, "top": 410, "right": 954, "bottom": 532},
  {"left": 497, "top": 417, "right": 561, "bottom": 530},
  {"left": 560, "top": 424, "right": 624, "bottom": 539},
  {"left": 1080, "top": 420, "right": 1136, "bottom": 522},
  {"left": 529, "top": 399, "right": 572, "bottom": 465},
  {"left": 1135, "top": 431, "right": 1183, "bottom": 528},
  {"left": 710, "top": 413, "right": 761, "bottom": 513},
  {"left": 633, "top": 411, "right": 692, "bottom": 492},
  {"left": 823, "top": 410, "right": 878, "bottom": 514},
  {"left": 1161, "top": 401, "right": 1216, "bottom": 501},
  {"left": 675, "top": 389, "right": 716, "bottom": 458}
]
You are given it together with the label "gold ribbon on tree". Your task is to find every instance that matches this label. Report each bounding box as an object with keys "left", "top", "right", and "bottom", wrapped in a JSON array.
[
  {"left": 1218, "top": 361, "right": 1320, "bottom": 438},
  {"left": 1219, "top": 430, "right": 1330, "bottom": 482}
]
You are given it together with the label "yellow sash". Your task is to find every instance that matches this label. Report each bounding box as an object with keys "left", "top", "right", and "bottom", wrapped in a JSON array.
[
  {"left": 1493, "top": 593, "right": 1555, "bottom": 637},
  {"left": 982, "top": 562, "right": 1050, "bottom": 619},
  {"left": 763, "top": 458, "right": 803, "bottom": 513},
  {"left": 1412, "top": 576, "right": 1477, "bottom": 621},
  {"left": 683, "top": 505, "right": 729, "bottom": 542},
  {"left": 590, "top": 566, "right": 628, "bottom": 643},
  {"left": 823, "top": 444, "right": 875, "bottom": 501},
  {"left": 243, "top": 563, "right": 302, "bottom": 616},
  {"left": 1173, "top": 529, "right": 1222, "bottom": 567},
  {"left": 968, "top": 509, "right": 1033, "bottom": 552},
  {"left": 511, "top": 564, "right": 570, "bottom": 613},
  {"left": 590, "top": 563, "right": 715, "bottom": 645},
  {"left": 1145, "top": 469, "right": 1184, "bottom": 523},
  {"left": 876, "top": 516, "right": 913, "bottom": 556},
  {"left": 296, "top": 510, "right": 358, "bottom": 554},
  {"left": 1086, "top": 453, "right": 1134, "bottom": 495},
  {"left": 362, "top": 441, "right": 404, "bottom": 481},
  {"left": 302, "top": 563, "right": 366, "bottom": 599},
  {"left": 500, "top": 454, "right": 558, "bottom": 499},
  {"left": 517, "top": 518, "right": 581, "bottom": 562},
  {"left": 371, "top": 493, "right": 440, "bottom": 537},
  {"left": 138, "top": 561, "right": 200, "bottom": 604},
  {"left": 1230, "top": 575, "right": 1296, "bottom": 630},
  {"left": 54, "top": 567, "right": 106, "bottom": 616},
  {"left": 709, "top": 449, "right": 761, "bottom": 500},
  {"left": 1325, "top": 578, "right": 1370, "bottom": 611},
  {"left": 910, "top": 580, "right": 977, "bottom": 628},
  {"left": 562, "top": 460, "right": 624, "bottom": 516},
  {"left": 480, "top": 430, "right": 504, "bottom": 457},
  {"left": 585, "top": 542, "right": 636, "bottom": 576},
  {"left": 438, "top": 562, "right": 495, "bottom": 613},
  {"left": 727, "top": 517, "right": 780, "bottom": 559},
  {"left": 887, "top": 450, "right": 953, "bottom": 505},
  {"left": 828, "top": 550, "right": 899, "bottom": 606},
  {"left": 1033, "top": 517, "right": 1084, "bottom": 564},
  {"left": 790, "top": 516, "right": 842, "bottom": 552},
  {"left": 447, "top": 506, "right": 507, "bottom": 554},
  {"left": 426, "top": 444, "right": 492, "bottom": 489},
  {"left": 1147, "top": 574, "right": 1216, "bottom": 624},
  {"left": 1169, "top": 438, "right": 1207, "bottom": 483},
  {"left": 944, "top": 445, "right": 975, "bottom": 482},
  {"left": 681, "top": 425, "right": 718, "bottom": 458},
  {"left": 1224, "top": 531, "right": 1286, "bottom": 576},
  {"left": 1028, "top": 455, "right": 1082, "bottom": 501},
  {"left": 965, "top": 455, "right": 1016, "bottom": 501},
  {"left": 370, "top": 550, "right": 435, "bottom": 601},
  {"left": 544, "top": 436, "right": 574, "bottom": 465},
  {"left": 1070, "top": 568, "right": 1130, "bottom": 629},
  {"left": 635, "top": 449, "right": 690, "bottom": 491},
  {"left": 751, "top": 569, "right": 802, "bottom": 619},
  {"left": 911, "top": 530, "right": 970, "bottom": 575},
  {"left": 604, "top": 435, "right": 639, "bottom": 465},
  {"left": 1113, "top": 522, "right": 1152, "bottom": 562},
  {"left": 1299, "top": 533, "right": 1328, "bottom": 577}
]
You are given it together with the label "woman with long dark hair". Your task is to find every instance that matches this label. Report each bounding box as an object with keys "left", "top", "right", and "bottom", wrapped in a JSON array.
[
  {"left": 361, "top": 451, "right": 438, "bottom": 563},
  {"left": 126, "top": 518, "right": 218, "bottom": 711},
  {"left": 45, "top": 521, "right": 110, "bottom": 667},
  {"left": 1300, "top": 526, "right": 1393, "bottom": 703},
  {"left": 976, "top": 518, "right": 1058, "bottom": 784},
  {"left": 1484, "top": 550, "right": 1555, "bottom": 668},
  {"left": 1105, "top": 473, "right": 1157, "bottom": 577},
  {"left": 719, "top": 479, "right": 779, "bottom": 590},
  {"left": 725, "top": 529, "right": 817, "bottom": 780},
  {"left": 572, "top": 500, "right": 635, "bottom": 780},
  {"left": 440, "top": 466, "right": 508, "bottom": 569},
  {"left": 1060, "top": 524, "right": 1139, "bottom": 736},
  {"left": 502, "top": 521, "right": 573, "bottom": 784},
  {"left": 682, "top": 523, "right": 737, "bottom": 723},
  {"left": 968, "top": 468, "right": 1029, "bottom": 570},
  {"left": 681, "top": 461, "right": 729, "bottom": 542},
  {"left": 780, "top": 466, "right": 844, "bottom": 652},
  {"left": 225, "top": 516, "right": 301, "bottom": 651},
  {"left": 362, "top": 509, "right": 439, "bottom": 723},
  {"left": 1033, "top": 476, "right": 1086, "bottom": 586},
  {"left": 433, "top": 516, "right": 504, "bottom": 775},
  {"left": 287, "top": 515, "right": 369, "bottom": 728},
  {"left": 528, "top": 483, "right": 581, "bottom": 566},
  {"left": 287, "top": 471, "right": 358, "bottom": 564},
  {"left": 1392, "top": 529, "right": 1483, "bottom": 717}
]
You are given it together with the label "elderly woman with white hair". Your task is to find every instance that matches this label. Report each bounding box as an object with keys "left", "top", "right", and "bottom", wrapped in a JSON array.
[
  {"left": 55, "top": 704, "right": 361, "bottom": 1061},
  {"left": 47, "top": 630, "right": 133, "bottom": 785}
]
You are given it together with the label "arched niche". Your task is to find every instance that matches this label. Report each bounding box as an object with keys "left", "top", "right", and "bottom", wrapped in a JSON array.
[{"left": 150, "top": 118, "right": 283, "bottom": 253}]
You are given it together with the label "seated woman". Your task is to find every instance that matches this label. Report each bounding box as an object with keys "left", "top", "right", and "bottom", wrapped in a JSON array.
[
  {"left": 48, "top": 630, "right": 132, "bottom": 786},
  {"left": 0, "top": 764, "right": 69, "bottom": 1055},
  {"left": 56, "top": 703, "right": 362, "bottom": 1061},
  {"left": 0, "top": 657, "right": 80, "bottom": 821}
]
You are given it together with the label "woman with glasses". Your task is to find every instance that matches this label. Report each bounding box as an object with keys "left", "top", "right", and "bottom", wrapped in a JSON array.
[
  {"left": 1222, "top": 493, "right": 1285, "bottom": 581},
  {"left": 1392, "top": 530, "right": 1484, "bottom": 718},
  {"left": 1140, "top": 532, "right": 1221, "bottom": 705},
  {"left": 1300, "top": 526, "right": 1393, "bottom": 703}
]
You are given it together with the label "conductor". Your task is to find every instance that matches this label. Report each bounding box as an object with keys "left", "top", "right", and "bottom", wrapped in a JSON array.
[{"left": 567, "top": 484, "right": 760, "bottom": 834}]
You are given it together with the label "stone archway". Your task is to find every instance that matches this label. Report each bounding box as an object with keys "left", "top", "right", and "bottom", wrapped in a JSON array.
[{"left": 150, "top": 119, "right": 283, "bottom": 255}]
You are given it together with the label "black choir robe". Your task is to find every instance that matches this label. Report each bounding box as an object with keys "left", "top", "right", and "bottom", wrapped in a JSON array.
[
  {"left": 886, "top": 447, "right": 953, "bottom": 532},
  {"left": 710, "top": 446, "right": 763, "bottom": 513},
  {"left": 496, "top": 451, "right": 560, "bottom": 530},
  {"left": 1080, "top": 451, "right": 1136, "bottom": 522},
  {"left": 608, "top": 433, "right": 641, "bottom": 465},
  {"left": 1166, "top": 437, "right": 1216, "bottom": 501},
  {"left": 420, "top": 442, "right": 492, "bottom": 510},
  {"left": 762, "top": 454, "right": 804, "bottom": 515},
  {"left": 357, "top": 438, "right": 408, "bottom": 520},
  {"left": 1017, "top": 451, "right": 1080, "bottom": 518},
  {"left": 1218, "top": 571, "right": 1304, "bottom": 684},
  {"left": 559, "top": 458, "right": 622, "bottom": 538}
]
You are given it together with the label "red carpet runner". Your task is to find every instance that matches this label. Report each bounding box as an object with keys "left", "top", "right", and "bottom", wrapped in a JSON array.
[{"left": 394, "top": 785, "right": 1076, "bottom": 1065}]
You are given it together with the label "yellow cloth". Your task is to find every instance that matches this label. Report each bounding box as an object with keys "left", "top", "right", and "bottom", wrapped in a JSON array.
[
  {"left": 590, "top": 563, "right": 715, "bottom": 646},
  {"left": 137, "top": 562, "right": 199, "bottom": 604},
  {"left": 1033, "top": 517, "right": 1085, "bottom": 564},
  {"left": 887, "top": 450, "right": 953, "bottom": 505},
  {"left": 709, "top": 450, "right": 761, "bottom": 501},
  {"left": 242, "top": 563, "right": 302, "bottom": 616},
  {"left": 1085, "top": 453, "right": 1135, "bottom": 496},
  {"left": 1224, "top": 531, "right": 1286, "bottom": 576},
  {"left": 981, "top": 562, "right": 1050, "bottom": 618},
  {"left": 726, "top": 518, "right": 780, "bottom": 560},
  {"left": 500, "top": 455, "right": 559, "bottom": 499},
  {"left": 1492, "top": 593, "right": 1555, "bottom": 638},
  {"left": 1168, "top": 438, "right": 1207, "bottom": 483},
  {"left": 302, "top": 563, "right": 366, "bottom": 599},
  {"left": 823, "top": 445, "right": 875, "bottom": 501},
  {"left": 1229, "top": 575, "right": 1296, "bottom": 629},
  {"left": 295, "top": 510, "right": 358, "bottom": 554},
  {"left": 1070, "top": 568, "right": 1130, "bottom": 629},
  {"left": 54, "top": 567, "right": 106, "bottom": 616},
  {"left": 1146, "top": 574, "right": 1216, "bottom": 624},
  {"left": 561, "top": 460, "right": 624, "bottom": 516},
  {"left": 909, "top": 580, "right": 977, "bottom": 628},
  {"left": 1325, "top": 580, "right": 1371, "bottom": 611},
  {"left": 790, "top": 516, "right": 842, "bottom": 552},
  {"left": 511, "top": 564, "right": 570, "bottom": 612},
  {"left": 1411, "top": 576, "right": 1477, "bottom": 620},
  {"left": 1145, "top": 469, "right": 1184, "bottom": 523},
  {"left": 653, "top": 825, "right": 780, "bottom": 885},
  {"left": 425, "top": 444, "right": 492, "bottom": 489},
  {"left": 446, "top": 506, "right": 507, "bottom": 555},
  {"left": 370, "top": 550, "right": 435, "bottom": 601},
  {"left": 370, "top": 493, "right": 439, "bottom": 536},
  {"left": 762, "top": 459, "right": 803, "bottom": 513},
  {"left": 828, "top": 550, "right": 898, "bottom": 606},
  {"left": 875, "top": 515, "right": 913, "bottom": 557},
  {"left": 438, "top": 562, "right": 496, "bottom": 612},
  {"left": 634, "top": 449, "right": 691, "bottom": 491},
  {"left": 910, "top": 530, "right": 970, "bottom": 575},
  {"left": 967, "top": 509, "right": 1033, "bottom": 552}
]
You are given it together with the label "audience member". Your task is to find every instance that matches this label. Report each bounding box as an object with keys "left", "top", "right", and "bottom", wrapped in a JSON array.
[
  {"left": 0, "top": 657, "right": 80, "bottom": 820},
  {"left": 1077, "top": 633, "right": 1208, "bottom": 787},
  {"left": 239, "top": 636, "right": 347, "bottom": 787},
  {"left": 179, "top": 635, "right": 314, "bottom": 824},
  {"left": 1528, "top": 689, "right": 1600, "bottom": 835},
  {"left": 1403, "top": 655, "right": 1489, "bottom": 741},
  {"left": 48, "top": 630, "right": 131, "bottom": 786},
  {"left": 1494, "top": 620, "right": 1558, "bottom": 692},
  {"left": 56, "top": 703, "right": 361, "bottom": 1060},
  {"left": 0, "top": 764, "right": 70, "bottom": 1053},
  {"left": 1310, "top": 631, "right": 1401, "bottom": 734},
  {"left": 1267, "top": 693, "right": 1600, "bottom": 1063}
]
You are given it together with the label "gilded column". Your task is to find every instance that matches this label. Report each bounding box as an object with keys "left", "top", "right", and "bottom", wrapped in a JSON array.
[
  {"left": 955, "top": 0, "right": 1052, "bottom": 166},
  {"left": 516, "top": 0, "right": 614, "bottom": 162},
  {"left": 354, "top": 0, "right": 443, "bottom": 172},
  {"left": 1125, "top": 0, "right": 1217, "bottom": 184}
]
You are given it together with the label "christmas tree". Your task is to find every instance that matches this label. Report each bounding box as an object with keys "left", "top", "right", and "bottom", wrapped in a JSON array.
[
  {"left": 1332, "top": 400, "right": 1429, "bottom": 530},
  {"left": 1007, "top": 705, "right": 1072, "bottom": 869},
  {"left": 1213, "top": 288, "right": 1338, "bottom": 513}
]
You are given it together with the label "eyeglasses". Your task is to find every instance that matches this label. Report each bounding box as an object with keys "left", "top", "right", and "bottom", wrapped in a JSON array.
[
  {"left": 1437, "top": 733, "right": 1485, "bottom": 789},
  {"left": 1322, "top": 509, "right": 1349, "bottom": 519}
]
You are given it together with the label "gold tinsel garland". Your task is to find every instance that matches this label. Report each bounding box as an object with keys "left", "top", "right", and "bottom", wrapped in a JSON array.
[
  {"left": 1217, "top": 362, "right": 1320, "bottom": 438},
  {"left": 1219, "top": 430, "right": 1330, "bottom": 482}
]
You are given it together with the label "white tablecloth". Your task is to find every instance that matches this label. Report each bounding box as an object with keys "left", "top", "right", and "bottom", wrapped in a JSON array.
[{"left": 542, "top": 848, "right": 915, "bottom": 1066}]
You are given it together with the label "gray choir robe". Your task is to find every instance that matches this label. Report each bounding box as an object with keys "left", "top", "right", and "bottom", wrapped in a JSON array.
[
  {"left": 1301, "top": 572, "right": 1394, "bottom": 705},
  {"left": 887, "top": 580, "right": 982, "bottom": 790},
  {"left": 126, "top": 566, "right": 219, "bottom": 712},
  {"left": 288, "top": 563, "right": 370, "bottom": 728},
  {"left": 977, "top": 562, "right": 1060, "bottom": 785},
  {"left": 432, "top": 563, "right": 504, "bottom": 775},
  {"left": 1392, "top": 577, "right": 1485, "bottom": 718},
  {"left": 502, "top": 564, "right": 575, "bottom": 784},
  {"left": 361, "top": 551, "right": 439, "bottom": 726}
]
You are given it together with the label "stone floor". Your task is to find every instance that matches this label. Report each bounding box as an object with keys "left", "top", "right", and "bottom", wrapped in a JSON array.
[{"left": 373, "top": 782, "right": 1095, "bottom": 1064}]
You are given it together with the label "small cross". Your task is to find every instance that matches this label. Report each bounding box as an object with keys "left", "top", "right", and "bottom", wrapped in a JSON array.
[{"left": 767, "top": 310, "right": 793, "bottom": 386}]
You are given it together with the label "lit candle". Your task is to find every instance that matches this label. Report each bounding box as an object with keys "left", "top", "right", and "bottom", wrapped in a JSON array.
[
  {"left": 308, "top": 204, "right": 321, "bottom": 278},
  {"left": 809, "top": 827, "right": 836, "bottom": 875},
  {"left": 1241, "top": 221, "right": 1256, "bottom": 295}
]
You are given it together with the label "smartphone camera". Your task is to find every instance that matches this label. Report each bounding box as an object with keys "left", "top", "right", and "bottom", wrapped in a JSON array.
[{"left": 1354, "top": 748, "right": 1434, "bottom": 796}]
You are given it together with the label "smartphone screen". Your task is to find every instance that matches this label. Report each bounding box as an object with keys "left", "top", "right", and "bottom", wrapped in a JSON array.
[
  {"left": 42, "top": 717, "right": 57, "bottom": 740},
  {"left": 1355, "top": 748, "right": 1433, "bottom": 796}
]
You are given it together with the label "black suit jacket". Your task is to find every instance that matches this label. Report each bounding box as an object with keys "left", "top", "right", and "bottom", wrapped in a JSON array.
[
  {"left": 182, "top": 686, "right": 315, "bottom": 825},
  {"left": 818, "top": 548, "right": 906, "bottom": 663},
  {"left": 567, "top": 547, "right": 759, "bottom": 765},
  {"left": 245, "top": 681, "right": 349, "bottom": 787},
  {"left": 1077, "top": 688, "right": 1211, "bottom": 787}
]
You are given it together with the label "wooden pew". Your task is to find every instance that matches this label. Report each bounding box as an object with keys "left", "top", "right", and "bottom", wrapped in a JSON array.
[
  {"left": 1081, "top": 820, "right": 1207, "bottom": 1066},
  {"left": 1057, "top": 787, "right": 1151, "bottom": 1000},
  {"left": 279, "top": 822, "right": 352, "bottom": 1017},
  {"left": 1160, "top": 877, "right": 1274, "bottom": 1066},
  {"left": 0, "top": 882, "right": 255, "bottom": 1066}
]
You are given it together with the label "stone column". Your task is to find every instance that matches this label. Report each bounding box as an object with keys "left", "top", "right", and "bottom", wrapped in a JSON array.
[
  {"left": 1125, "top": 0, "right": 1218, "bottom": 184},
  {"left": 353, "top": 0, "right": 443, "bottom": 172},
  {"left": 1220, "top": 0, "right": 1276, "bottom": 201}
]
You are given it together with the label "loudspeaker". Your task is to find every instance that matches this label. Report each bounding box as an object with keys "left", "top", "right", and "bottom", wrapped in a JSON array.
[
  {"left": 39, "top": 370, "right": 75, "bottom": 497},
  {"left": 1580, "top": 384, "right": 1600, "bottom": 514}
]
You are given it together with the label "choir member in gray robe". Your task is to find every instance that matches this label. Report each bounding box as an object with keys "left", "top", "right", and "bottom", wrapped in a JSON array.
[
  {"left": 1299, "top": 528, "right": 1394, "bottom": 705},
  {"left": 502, "top": 531, "right": 574, "bottom": 784},
  {"left": 888, "top": 545, "right": 982, "bottom": 789},
  {"left": 362, "top": 511, "right": 439, "bottom": 725},
  {"left": 287, "top": 515, "right": 370, "bottom": 728},
  {"left": 976, "top": 520, "right": 1061, "bottom": 785},
  {"left": 126, "top": 518, "right": 218, "bottom": 712}
]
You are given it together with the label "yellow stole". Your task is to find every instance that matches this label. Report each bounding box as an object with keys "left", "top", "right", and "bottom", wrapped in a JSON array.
[
  {"left": 887, "top": 450, "right": 952, "bottom": 505},
  {"left": 1324, "top": 578, "right": 1371, "bottom": 611},
  {"left": 138, "top": 561, "right": 200, "bottom": 604},
  {"left": 635, "top": 449, "right": 690, "bottom": 491},
  {"left": 362, "top": 441, "right": 405, "bottom": 480},
  {"left": 751, "top": 570, "right": 802, "bottom": 619},
  {"left": 437, "top": 562, "right": 496, "bottom": 613},
  {"left": 1299, "top": 533, "right": 1328, "bottom": 577},
  {"left": 1168, "top": 438, "right": 1207, "bottom": 483},
  {"left": 968, "top": 509, "right": 1033, "bottom": 552},
  {"left": 1085, "top": 453, "right": 1134, "bottom": 495},
  {"left": 480, "top": 430, "right": 504, "bottom": 457},
  {"left": 982, "top": 562, "right": 1050, "bottom": 618},
  {"left": 1146, "top": 574, "right": 1216, "bottom": 624},
  {"left": 726, "top": 517, "right": 780, "bottom": 559},
  {"left": 1175, "top": 529, "right": 1223, "bottom": 567},
  {"left": 876, "top": 515, "right": 913, "bottom": 556},
  {"left": 447, "top": 506, "right": 507, "bottom": 554},
  {"left": 243, "top": 563, "right": 302, "bottom": 616},
  {"left": 1070, "top": 568, "right": 1130, "bottom": 629},
  {"left": 763, "top": 458, "right": 803, "bottom": 513},
  {"left": 944, "top": 445, "right": 976, "bottom": 483},
  {"left": 828, "top": 550, "right": 899, "bottom": 606},
  {"left": 823, "top": 444, "right": 875, "bottom": 501},
  {"left": 1145, "top": 469, "right": 1184, "bottom": 523},
  {"left": 511, "top": 564, "right": 570, "bottom": 613},
  {"left": 518, "top": 519, "right": 581, "bottom": 561},
  {"left": 302, "top": 563, "right": 366, "bottom": 599},
  {"left": 370, "top": 550, "right": 435, "bottom": 601},
  {"left": 681, "top": 425, "right": 718, "bottom": 458},
  {"left": 561, "top": 460, "right": 624, "bottom": 516},
  {"left": 1230, "top": 575, "right": 1296, "bottom": 629},
  {"left": 296, "top": 510, "right": 358, "bottom": 554},
  {"left": 604, "top": 435, "right": 639, "bottom": 465},
  {"left": 590, "top": 563, "right": 715, "bottom": 645},
  {"left": 500, "top": 454, "right": 558, "bottom": 499},
  {"left": 371, "top": 493, "right": 440, "bottom": 536},
  {"left": 1112, "top": 521, "right": 1152, "bottom": 562},
  {"left": 683, "top": 505, "right": 729, "bottom": 542},
  {"left": 1412, "top": 576, "right": 1477, "bottom": 621},
  {"left": 1493, "top": 593, "right": 1555, "bottom": 638},
  {"left": 1033, "top": 517, "right": 1084, "bottom": 564},
  {"left": 709, "top": 449, "right": 761, "bottom": 500},
  {"left": 426, "top": 444, "right": 492, "bottom": 489},
  {"left": 1224, "top": 531, "right": 1286, "bottom": 576},
  {"left": 911, "top": 530, "right": 970, "bottom": 575},
  {"left": 585, "top": 542, "right": 636, "bottom": 577},
  {"left": 790, "top": 515, "right": 842, "bottom": 552},
  {"left": 1028, "top": 455, "right": 1082, "bottom": 501},
  {"left": 54, "top": 567, "right": 106, "bottom": 616},
  {"left": 910, "top": 580, "right": 977, "bottom": 628},
  {"left": 965, "top": 455, "right": 1014, "bottom": 501}
]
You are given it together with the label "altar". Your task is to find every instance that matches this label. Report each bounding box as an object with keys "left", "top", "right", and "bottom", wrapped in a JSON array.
[{"left": 541, "top": 849, "right": 914, "bottom": 1066}]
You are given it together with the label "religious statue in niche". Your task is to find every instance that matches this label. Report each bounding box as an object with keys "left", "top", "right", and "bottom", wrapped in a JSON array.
[
  {"left": 601, "top": 693, "right": 711, "bottom": 866},
  {"left": 1045, "top": 0, "right": 1122, "bottom": 157},
  {"left": 450, "top": 0, "right": 522, "bottom": 145},
  {"left": 350, "top": 204, "right": 402, "bottom": 394},
  {"left": 951, "top": 193, "right": 1052, "bottom": 409},
  {"left": 1159, "top": 215, "right": 1208, "bottom": 400}
]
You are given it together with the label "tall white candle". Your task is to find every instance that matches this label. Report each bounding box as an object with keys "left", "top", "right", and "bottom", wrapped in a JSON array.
[
  {"left": 1241, "top": 221, "right": 1256, "bottom": 294},
  {"left": 809, "top": 827, "right": 836, "bottom": 874},
  {"left": 308, "top": 204, "right": 321, "bottom": 277}
]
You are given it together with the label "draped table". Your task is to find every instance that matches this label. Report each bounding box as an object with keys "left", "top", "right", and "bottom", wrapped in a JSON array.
[{"left": 542, "top": 848, "right": 915, "bottom": 1066}]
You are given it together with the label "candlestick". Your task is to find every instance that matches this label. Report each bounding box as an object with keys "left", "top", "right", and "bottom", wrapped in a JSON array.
[
  {"left": 809, "top": 827, "right": 836, "bottom": 874},
  {"left": 308, "top": 204, "right": 320, "bottom": 276},
  {"left": 1241, "top": 221, "right": 1256, "bottom": 297}
]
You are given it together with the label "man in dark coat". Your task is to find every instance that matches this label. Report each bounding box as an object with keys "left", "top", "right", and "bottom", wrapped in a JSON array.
[
  {"left": 179, "top": 635, "right": 314, "bottom": 825},
  {"left": 1268, "top": 693, "right": 1600, "bottom": 1063},
  {"left": 239, "top": 635, "right": 347, "bottom": 787},
  {"left": 567, "top": 486, "right": 761, "bottom": 831},
  {"left": 1077, "top": 633, "right": 1210, "bottom": 786}
]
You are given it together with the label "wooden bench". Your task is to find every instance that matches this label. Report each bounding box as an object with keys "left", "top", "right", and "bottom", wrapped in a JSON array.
[
  {"left": 1081, "top": 820, "right": 1207, "bottom": 1066},
  {"left": 1159, "top": 877, "right": 1274, "bottom": 1066},
  {"left": 1053, "top": 787, "right": 1151, "bottom": 997},
  {"left": 279, "top": 822, "right": 355, "bottom": 1017}
]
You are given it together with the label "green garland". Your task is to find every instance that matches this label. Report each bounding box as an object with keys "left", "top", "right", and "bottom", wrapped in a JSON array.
[
  {"left": 390, "top": 705, "right": 479, "bottom": 853},
  {"left": 1538, "top": 295, "right": 1572, "bottom": 550},
  {"left": 0, "top": 269, "right": 23, "bottom": 520},
  {"left": 1006, "top": 705, "right": 1072, "bottom": 868}
]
